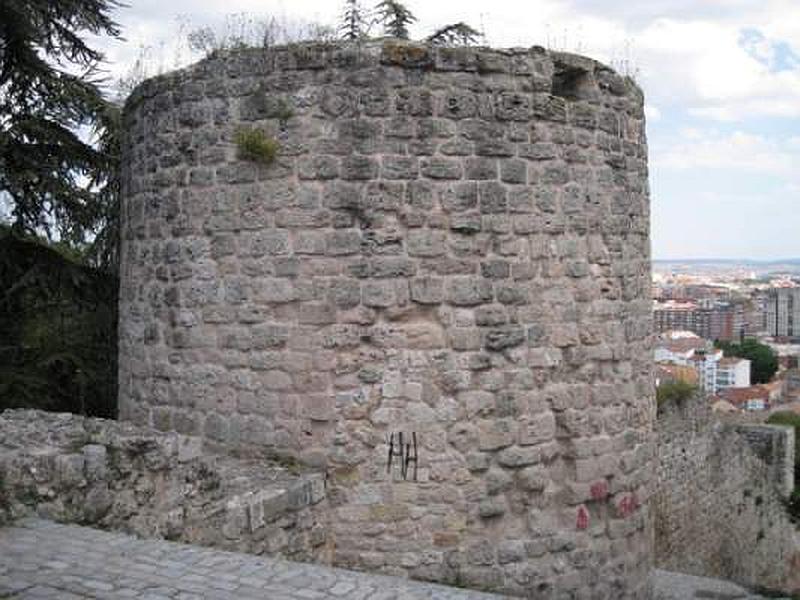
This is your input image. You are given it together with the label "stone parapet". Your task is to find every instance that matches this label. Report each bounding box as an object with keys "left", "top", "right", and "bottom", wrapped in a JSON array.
[{"left": 0, "top": 409, "right": 330, "bottom": 562}]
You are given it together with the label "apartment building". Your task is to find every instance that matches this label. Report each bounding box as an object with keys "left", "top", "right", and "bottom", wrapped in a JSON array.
[
  {"left": 766, "top": 287, "right": 800, "bottom": 338},
  {"left": 654, "top": 300, "right": 745, "bottom": 342}
]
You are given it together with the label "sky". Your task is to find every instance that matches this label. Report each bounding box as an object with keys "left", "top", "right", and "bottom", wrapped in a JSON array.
[{"left": 97, "top": 0, "right": 800, "bottom": 260}]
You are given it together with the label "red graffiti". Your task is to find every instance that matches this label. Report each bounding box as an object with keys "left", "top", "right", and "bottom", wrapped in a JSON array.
[
  {"left": 590, "top": 481, "right": 609, "bottom": 501},
  {"left": 576, "top": 505, "right": 590, "bottom": 530},
  {"left": 617, "top": 494, "right": 639, "bottom": 518}
]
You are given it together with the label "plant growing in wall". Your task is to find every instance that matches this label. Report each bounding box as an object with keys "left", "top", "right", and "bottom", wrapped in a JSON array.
[
  {"left": 656, "top": 381, "right": 697, "bottom": 410},
  {"left": 339, "top": 0, "right": 368, "bottom": 40},
  {"left": 234, "top": 127, "right": 279, "bottom": 164},
  {"left": 337, "top": 1, "right": 482, "bottom": 46},
  {"left": 375, "top": 1, "right": 416, "bottom": 39},
  {"left": 427, "top": 22, "right": 483, "bottom": 46}
]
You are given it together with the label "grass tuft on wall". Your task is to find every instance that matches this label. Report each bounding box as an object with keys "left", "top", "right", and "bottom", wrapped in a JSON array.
[{"left": 234, "top": 127, "right": 280, "bottom": 164}]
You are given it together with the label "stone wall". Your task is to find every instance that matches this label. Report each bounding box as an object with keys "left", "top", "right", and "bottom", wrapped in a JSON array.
[
  {"left": 654, "top": 395, "right": 800, "bottom": 593},
  {"left": 119, "top": 41, "right": 654, "bottom": 597},
  {"left": 0, "top": 410, "right": 329, "bottom": 562}
]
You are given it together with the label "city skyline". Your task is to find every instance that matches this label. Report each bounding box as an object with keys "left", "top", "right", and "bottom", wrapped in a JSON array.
[{"left": 97, "top": 0, "right": 800, "bottom": 260}]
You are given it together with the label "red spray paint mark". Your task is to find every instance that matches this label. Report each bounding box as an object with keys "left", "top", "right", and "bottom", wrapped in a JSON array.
[
  {"left": 590, "top": 481, "right": 609, "bottom": 501},
  {"left": 576, "top": 505, "right": 590, "bottom": 530},
  {"left": 617, "top": 494, "right": 639, "bottom": 518}
]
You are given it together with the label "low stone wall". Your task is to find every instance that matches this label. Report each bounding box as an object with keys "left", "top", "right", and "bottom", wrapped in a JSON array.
[
  {"left": 654, "top": 395, "right": 800, "bottom": 593},
  {"left": 0, "top": 410, "right": 330, "bottom": 562}
]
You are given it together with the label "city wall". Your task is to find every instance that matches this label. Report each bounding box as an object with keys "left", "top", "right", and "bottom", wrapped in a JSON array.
[
  {"left": 118, "top": 41, "right": 654, "bottom": 597},
  {"left": 654, "top": 394, "right": 800, "bottom": 593}
]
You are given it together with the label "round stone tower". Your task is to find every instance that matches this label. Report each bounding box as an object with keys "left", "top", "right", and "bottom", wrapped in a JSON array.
[{"left": 119, "top": 41, "right": 654, "bottom": 597}]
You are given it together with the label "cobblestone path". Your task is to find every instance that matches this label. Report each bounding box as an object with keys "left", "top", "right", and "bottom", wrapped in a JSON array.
[
  {"left": 0, "top": 519, "right": 505, "bottom": 599},
  {"left": 0, "top": 519, "right": 788, "bottom": 600}
]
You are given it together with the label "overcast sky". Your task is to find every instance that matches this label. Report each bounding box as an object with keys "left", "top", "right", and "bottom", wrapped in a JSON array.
[{"left": 99, "top": 0, "right": 800, "bottom": 260}]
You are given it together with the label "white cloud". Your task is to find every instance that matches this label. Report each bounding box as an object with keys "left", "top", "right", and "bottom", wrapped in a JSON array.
[
  {"left": 630, "top": 17, "right": 800, "bottom": 121},
  {"left": 645, "top": 104, "right": 662, "bottom": 122},
  {"left": 654, "top": 130, "right": 800, "bottom": 177}
]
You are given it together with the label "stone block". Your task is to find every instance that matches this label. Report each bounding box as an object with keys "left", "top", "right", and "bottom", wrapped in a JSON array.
[
  {"left": 447, "top": 277, "right": 493, "bottom": 306},
  {"left": 421, "top": 158, "right": 463, "bottom": 180},
  {"left": 298, "top": 303, "right": 336, "bottom": 325},
  {"left": 478, "top": 181, "right": 507, "bottom": 213},
  {"left": 297, "top": 155, "right": 339, "bottom": 180},
  {"left": 83, "top": 445, "right": 107, "bottom": 482},
  {"left": 464, "top": 158, "right": 498, "bottom": 180},
  {"left": 341, "top": 155, "right": 379, "bottom": 180},
  {"left": 326, "top": 230, "right": 362, "bottom": 256},
  {"left": 478, "top": 497, "right": 507, "bottom": 518},
  {"left": 410, "top": 277, "right": 444, "bottom": 304},
  {"left": 328, "top": 279, "right": 361, "bottom": 308},
  {"left": 478, "top": 420, "right": 515, "bottom": 451},
  {"left": 484, "top": 326, "right": 526, "bottom": 351},
  {"left": 407, "top": 230, "right": 447, "bottom": 257},
  {"left": 363, "top": 281, "right": 397, "bottom": 307},
  {"left": 497, "top": 445, "right": 541, "bottom": 468},
  {"left": 450, "top": 213, "right": 482, "bottom": 233},
  {"left": 518, "top": 413, "right": 556, "bottom": 446},
  {"left": 381, "top": 156, "right": 418, "bottom": 180}
]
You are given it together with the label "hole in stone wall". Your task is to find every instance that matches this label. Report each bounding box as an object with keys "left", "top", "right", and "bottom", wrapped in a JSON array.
[{"left": 552, "top": 65, "right": 591, "bottom": 100}]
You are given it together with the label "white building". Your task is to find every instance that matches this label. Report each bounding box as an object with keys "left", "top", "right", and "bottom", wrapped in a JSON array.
[
  {"left": 654, "top": 332, "right": 709, "bottom": 365},
  {"left": 715, "top": 357, "right": 751, "bottom": 390},
  {"left": 689, "top": 349, "right": 723, "bottom": 394}
]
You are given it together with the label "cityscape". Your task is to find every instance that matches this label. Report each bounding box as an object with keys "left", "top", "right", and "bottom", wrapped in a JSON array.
[{"left": 653, "top": 260, "right": 800, "bottom": 413}]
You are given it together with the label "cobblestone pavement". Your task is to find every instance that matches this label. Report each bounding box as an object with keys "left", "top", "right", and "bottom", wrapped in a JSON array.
[
  {"left": 0, "top": 519, "right": 505, "bottom": 599},
  {"left": 0, "top": 519, "right": 790, "bottom": 600}
]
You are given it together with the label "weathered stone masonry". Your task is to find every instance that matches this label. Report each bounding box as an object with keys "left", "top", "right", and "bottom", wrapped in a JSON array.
[
  {"left": 655, "top": 395, "right": 800, "bottom": 594},
  {"left": 119, "top": 41, "right": 654, "bottom": 597},
  {"left": 0, "top": 410, "right": 329, "bottom": 562}
]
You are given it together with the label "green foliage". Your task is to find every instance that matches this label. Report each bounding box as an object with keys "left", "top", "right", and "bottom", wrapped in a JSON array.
[
  {"left": 656, "top": 381, "right": 697, "bottom": 408},
  {"left": 273, "top": 98, "right": 295, "bottom": 123},
  {"left": 375, "top": 1, "right": 416, "bottom": 39},
  {"left": 427, "top": 22, "right": 482, "bottom": 46},
  {"left": 234, "top": 128, "right": 280, "bottom": 164},
  {"left": 0, "top": 226, "right": 117, "bottom": 417},
  {"left": 716, "top": 339, "right": 779, "bottom": 384},
  {"left": 0, "top": 0, "right": 122, "bottom": 249}
]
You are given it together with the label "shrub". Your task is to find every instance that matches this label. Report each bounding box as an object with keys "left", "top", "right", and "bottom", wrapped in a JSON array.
[
  {"left": 656, "top": 381, "right": 697, "bottom": 409},
  {"left": 715, "top": 338, "right": 779, "bottom": 384},
  {"left": 234, "top": 128, "right": 279, "bottom": 164}
]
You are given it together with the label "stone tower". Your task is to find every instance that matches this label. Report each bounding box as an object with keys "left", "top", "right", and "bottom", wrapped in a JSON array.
[{"left": 119, "top": 41, "right": 654, "bottom": 597}]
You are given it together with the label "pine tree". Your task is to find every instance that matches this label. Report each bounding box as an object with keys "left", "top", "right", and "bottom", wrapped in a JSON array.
[
  {"left": 375, "top": 1, "right": 416, "bottom": 40},
  {"left": 427, "top": 22, "right": 482, "bottom": 46},
  {"left": 339, "top": 0, "right": 366, "bottom": 41},
  {"left": 0, "top": 0, "right": 122, "bottom": 248}
]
